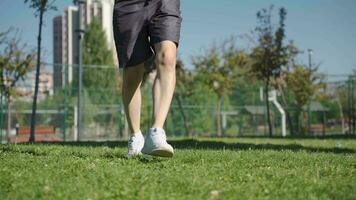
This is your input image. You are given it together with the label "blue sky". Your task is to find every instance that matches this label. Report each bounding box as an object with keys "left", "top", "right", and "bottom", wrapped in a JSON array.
[{"left": 0, "top": 0, "right": 355, "bottom": 75}]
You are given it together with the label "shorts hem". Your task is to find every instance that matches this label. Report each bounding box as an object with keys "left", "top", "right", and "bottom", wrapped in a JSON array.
[
  {"left": 120, "top": 53, "right": 154, "bottom": 69},
  {"left": 150, "top": 36, "right": 180, "bottom": 48}
]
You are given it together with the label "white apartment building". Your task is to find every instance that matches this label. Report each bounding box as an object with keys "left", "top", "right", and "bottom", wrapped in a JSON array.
[{"left": 53, "top": 0, "right": 116, "bottom": 90}]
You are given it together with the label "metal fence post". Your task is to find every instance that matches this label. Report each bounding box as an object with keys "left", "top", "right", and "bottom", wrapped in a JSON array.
[
  {"left": 352, "top": 76, "right": 355, "bottom": 134},
  {"left": 0, "top": 94, "right": 3, "bottom": 142},
  {"left": 63, "top": 63, "right": 69, "bottom": 141},
  {"left": 347, "top": 76, "right": 351, "bottom": 134}
]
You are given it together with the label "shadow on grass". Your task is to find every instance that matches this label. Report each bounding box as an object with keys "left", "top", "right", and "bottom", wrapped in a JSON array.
[
  {"left": 0, "top": 143, "right": 168, "bottom": 164},
  {"left": 31, "top": 138, "right": 356, "bottom": 154},
  {"left": 235, "top": 134, "right": 356, "bottom": 140},
  {"left": 170, "top": 139, "right": 355, "bottom": 154}
]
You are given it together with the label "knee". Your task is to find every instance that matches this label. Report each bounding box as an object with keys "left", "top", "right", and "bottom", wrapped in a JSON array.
[{"left": 156, "top": 51, "right": 176, "bottom": 72}]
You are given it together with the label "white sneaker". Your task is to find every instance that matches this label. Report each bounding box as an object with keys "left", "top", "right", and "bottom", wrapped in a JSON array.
[
  {"left": 142, "top": 128, "right": 174, "bottom": 157},
  {"left": 127, "top": 132, "right": 144, "bottom": 157}
]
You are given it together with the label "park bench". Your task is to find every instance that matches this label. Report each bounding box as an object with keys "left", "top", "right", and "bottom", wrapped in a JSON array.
[
  {"left": 9, "top": 126, "right": 62, "bottom": 143},
  {"left": 310, "top": 124, "right": 325, "bottom": 135}
]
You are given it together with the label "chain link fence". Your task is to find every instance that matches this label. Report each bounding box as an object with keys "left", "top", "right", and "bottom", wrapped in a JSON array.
[{"left": 1, "top": 63, "right": 355, "bottom": 143}]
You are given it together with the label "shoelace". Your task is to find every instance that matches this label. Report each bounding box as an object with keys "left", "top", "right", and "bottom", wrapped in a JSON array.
[
  {"left": 128, "top": 140, "right": 133, "bottom": 150},
  {"left": 128, "top": 137, "right": 136, "bottom": 151},
  {"left": 151, "top": 129, "right": 167, "bottom": 141}
]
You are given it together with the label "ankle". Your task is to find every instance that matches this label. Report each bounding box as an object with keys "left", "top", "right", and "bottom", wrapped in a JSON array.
[{"left": 131, "top": 131, "right": 143, "bottom": 137}]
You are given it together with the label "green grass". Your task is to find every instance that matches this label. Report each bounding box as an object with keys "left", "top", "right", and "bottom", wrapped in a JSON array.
[{"left": 1, "top": 137, "right": 356, "bottom": 200}]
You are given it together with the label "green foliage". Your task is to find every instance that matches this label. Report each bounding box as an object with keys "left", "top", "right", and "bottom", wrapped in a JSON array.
[
  {"left": 173, "top": 87, "right": 216, "bottom": 136},
  {"left": 285, "top": 64, "right": 324, "bottom": 134},
  {"left": 249, "top": 6, "right": 289, "bottom": 137},
  {"left": 82, "top": 17, "right": 121, "bottom": 105},
  {"left": 250, "top": 6, "right": 288, "bottom": 81},
  {"left": 1, "top": 138, "right": 355, "bottom": 199},
  {"left": 159, "top": 59, "right": 218, "bottom": 136},
  {"left": 174, "top": 59, "right": 195, "bottom": 135},
  {"left": 38, "top": 88, "right": 74, "bottom": 128},
  {"left": 192, "top": 37, "right": 249, "bottom": 136},
  {"left": 83, "top": 18, "right": 114, "bottom": 66},
  {"left": 0, "top": 31, "right": 36, "bottom": 101},
  {"left": 333, "top": 82, "right": 350, "bottom": 125},
  {"left": 81, "top": 89, "right": 98, "bottom": 128},
  {"left": 24, "top": 0, "right": 56, "bottom": 15},
  {"left": 229, "top": 77, "right": 262, "bottom": 107},
  {"left": 192, "top": 38, "right": 249, "bottom": 97},
  {"left": 286, "top": 65, "right": 322, "bottom": 109},
  {"left": 176, "top": 59, "right": 195, "bottom": 98}
]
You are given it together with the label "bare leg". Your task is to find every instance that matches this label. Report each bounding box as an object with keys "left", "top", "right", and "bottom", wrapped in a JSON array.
[
  {"left": 122, "top": 63, "right": 145, "bottom": 134},
  {"left": 152, "top": 40, "right": 177, "bottom": 129}
]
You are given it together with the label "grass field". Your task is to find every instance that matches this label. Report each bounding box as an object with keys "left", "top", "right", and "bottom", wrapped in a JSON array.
[{"left": 1, "top": 137, "right": 356, "bottom": 200}]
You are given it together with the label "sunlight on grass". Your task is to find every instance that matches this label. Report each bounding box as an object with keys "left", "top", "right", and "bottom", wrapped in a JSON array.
[{"left": 0, "top": 138, "right": 355, "bottom": 199}]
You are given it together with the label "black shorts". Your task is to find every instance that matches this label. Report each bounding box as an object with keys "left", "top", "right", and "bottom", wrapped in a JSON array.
[{"left": 113, "top": 0, "right": 182, "bottom": 68}]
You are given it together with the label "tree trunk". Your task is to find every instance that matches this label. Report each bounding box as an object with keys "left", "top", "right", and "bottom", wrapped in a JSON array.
[
  {"left": 30, "top": 8, "right": 44, "bottom": 143},
  {"left": 322, "top": 111, "right": 326, "bottom": 136},
  {"left": 336, "top": 98, "right": 345, "bottom": 134},
  {"left": 286, "top": 111, "right": 294, "bottom": 135},
  {"left": 6, "top": 99, "right": 11, "bottom": 143},
  {"left": 176, "top": 94, "right": 191, "bottom": 137},
  {"left": 295, "top": 108, "right": 301, "bottom": 135},
  {"left": 294, "top": 109, "right": 299, "bottom": 135},
  {"left": 216, "top": 96, "right": 222, "bottom": 137},
  {"left": 265, "top": 80, "right": 273, "bottom": 137}
]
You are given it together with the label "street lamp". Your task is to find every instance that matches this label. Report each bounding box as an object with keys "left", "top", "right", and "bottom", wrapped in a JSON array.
[{"left": 73, "top": 0, "right": 86, "bottom": 141}]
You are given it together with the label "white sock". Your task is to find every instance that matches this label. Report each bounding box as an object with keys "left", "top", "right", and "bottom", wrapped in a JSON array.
[{"left": 150, "top": 127, "right": 164, "bottom": 132}]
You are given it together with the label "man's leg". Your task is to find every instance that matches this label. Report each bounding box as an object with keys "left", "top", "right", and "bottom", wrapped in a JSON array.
[
  {"left": 122, "top": 63, "right": 145, "bottom": 134},
  {"left": 152, "top": 40, "right": 177, "bottom": 128},
  {"left": 141, "top": 40, "right": 176, "bottom": 157}
]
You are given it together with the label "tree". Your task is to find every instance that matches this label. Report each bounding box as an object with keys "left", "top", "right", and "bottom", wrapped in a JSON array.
[
  {"left": 0, "top": 30, "right": 35, "bottom": 141},
  {"left": 24, "top": 0, "right": 56, "bottom": 142},
  {"left": 334, "top": 73, "right": 356, "bottom": 134},
  {"left": 81, "top": 17, "right": 121, "bottom": 137},
  {"left": 275, "top": 41, "right": 301, "bottom": 135},
  {"left": 82, "top": 17, "right": 120, "bottom": 105},
  {"left": 250, "top": 6, "right": 288, "bottom": 137},
  {"left": 286, "top": 64, "right": 323, "bottom": 134},
  {"left": 175, "top": 59, "right": 194, "bottom": 137},
  {"left": 192, "top": 37, "right": 249, "bottom": 136}
]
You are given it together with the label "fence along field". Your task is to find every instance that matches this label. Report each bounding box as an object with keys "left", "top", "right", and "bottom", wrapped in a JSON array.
[{"left": 0, "top": 63, "right": 355, "bottom": 143}]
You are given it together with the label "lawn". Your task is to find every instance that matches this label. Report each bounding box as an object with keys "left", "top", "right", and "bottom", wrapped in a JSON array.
[{"left": 0, "top": 137, "right": 355, "bottom": 200}]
